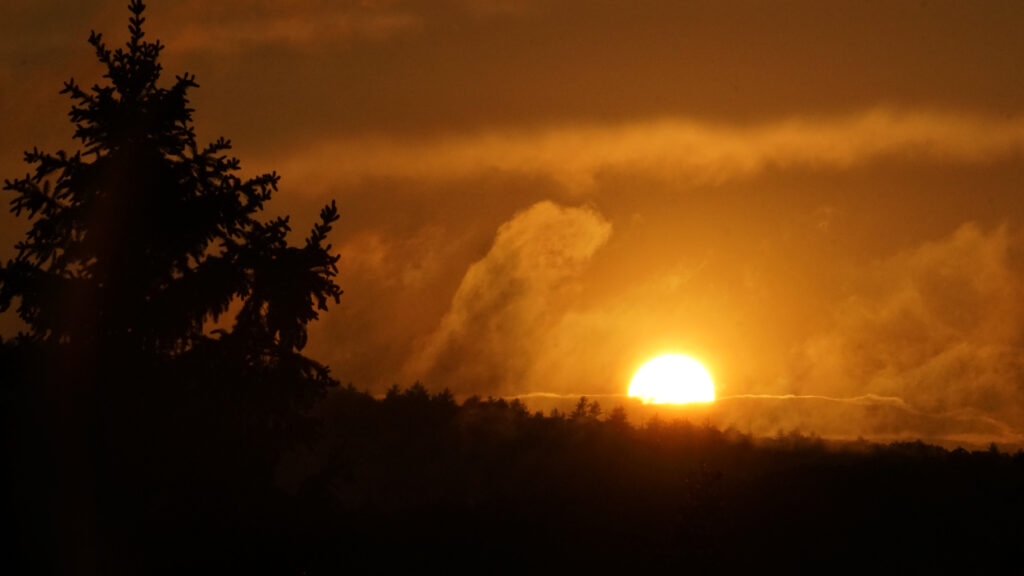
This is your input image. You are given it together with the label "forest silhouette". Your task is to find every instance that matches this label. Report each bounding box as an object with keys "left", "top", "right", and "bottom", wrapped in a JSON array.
[{"left": 2, "top": 3, "right": 1023, "bottom": 574}]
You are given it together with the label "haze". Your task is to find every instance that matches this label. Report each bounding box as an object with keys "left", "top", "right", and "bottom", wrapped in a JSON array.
[{"left": 3, "top": 0, "right": 1024, "bottom": 447}]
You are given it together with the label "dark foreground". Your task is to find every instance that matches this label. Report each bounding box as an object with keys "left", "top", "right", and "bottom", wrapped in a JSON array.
[{"left": 6, "top": 383, "right": 1024, "bottom": 574}]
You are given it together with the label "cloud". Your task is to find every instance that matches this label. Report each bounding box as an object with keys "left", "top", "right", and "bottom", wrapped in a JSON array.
[
  {"left": 338, "top": 226, "right": 449, "bottom": 289},
  {"left": 787, "top": 223, "right": 1024, "bottom": 444},
  {"left": 272, "top": 109, "right": 1024, "bottom": 193},
  {"left": 159, "top": 1, "right": 420, "bottom": 53},
  {"left": 711, "top": 395, "right": 1024, "bottom": 449},
  {"left": 480, "top": 222, "right": 1024, "bottom": 448},
  {"left": 406, "top": 201, "right": 612, "bottom": 393}
]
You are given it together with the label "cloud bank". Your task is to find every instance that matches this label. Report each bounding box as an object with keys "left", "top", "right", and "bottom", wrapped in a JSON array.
[
  {"left": 274, "top": 109, "right": 1024, "bottom": 192},
  {"left": 404, "top": 219, "right": 1024, "bottom": 448},
  {"left": 783, "top": 223, "right": 1024, "bottom": 445}
]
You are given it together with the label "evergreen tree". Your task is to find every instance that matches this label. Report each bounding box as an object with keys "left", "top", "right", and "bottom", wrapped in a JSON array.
[
  {"left": 1, "top": 0, "right": 342, "bottom": 421},
  {"left": 1, "top": 1, "right": 341, "bottom": 357},
  {"left": 0, "top": 2, "right": 342, "bottom": 571}
]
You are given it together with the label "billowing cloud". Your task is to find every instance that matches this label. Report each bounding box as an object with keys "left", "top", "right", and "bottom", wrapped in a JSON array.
[
  {"left": 406, "top": 201, "right": 612, "bottom": 393},
  {"left": 784, "top": 223, "right": 1024, "bottom": 445},
  {"left": 495, "top": 222, "right": 1024, "bottom": 448},
  {"left": 272, "top": 109, "right": 1024, "bottom": 193}
]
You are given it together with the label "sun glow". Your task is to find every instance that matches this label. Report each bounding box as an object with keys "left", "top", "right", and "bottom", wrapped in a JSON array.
[{"left": 629, "top": 354, "right": 715, "bottom": 404}]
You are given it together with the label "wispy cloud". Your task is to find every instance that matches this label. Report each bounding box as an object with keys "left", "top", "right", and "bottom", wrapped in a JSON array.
[
  {"left": 274, "top": 109, "right": 1024, "bottom": 192},
  {"left": 787, "top": 223, "right": 1024, "bottom": 442},
  {"left": 721, "top": 393, "right": 911, "bottom": 407},
  {"left": 161, "top": 1, "right": 420, "bottom": 53}
]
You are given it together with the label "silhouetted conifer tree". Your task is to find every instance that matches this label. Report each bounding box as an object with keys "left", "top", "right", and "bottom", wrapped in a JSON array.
[
  {"left": 2, "top": 0, "right": 340, "bottom": 356},
  {"left": 0, "top": 2, "right": 341, "bottom": 571}
]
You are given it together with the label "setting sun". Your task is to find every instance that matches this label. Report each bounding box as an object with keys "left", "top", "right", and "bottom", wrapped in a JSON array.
[{"left": 629, "top": 354, "right": 715, "bottom": 404}]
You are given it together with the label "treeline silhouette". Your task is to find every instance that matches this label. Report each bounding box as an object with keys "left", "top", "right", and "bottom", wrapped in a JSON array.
[
  {"left": 11, "top": 374, "right": 1022, "bottom": 572},
  {"left": 280, "top": 384, "right": 1024, "bottom": 572}
]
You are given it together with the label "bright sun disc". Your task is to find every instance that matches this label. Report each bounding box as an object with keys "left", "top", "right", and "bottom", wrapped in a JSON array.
[{"left": 629, "top": 354, "right": 715, "bottom": 404}]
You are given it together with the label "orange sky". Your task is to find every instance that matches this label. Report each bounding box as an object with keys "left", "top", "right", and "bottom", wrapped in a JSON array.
[{"left": 3, "top": 0, "right": 1024, "bottom": 447}]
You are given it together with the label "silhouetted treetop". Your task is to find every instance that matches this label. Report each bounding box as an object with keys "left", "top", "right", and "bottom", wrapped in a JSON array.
[{"left": 1, "top": 0, "right": 341, "bottom": 356}]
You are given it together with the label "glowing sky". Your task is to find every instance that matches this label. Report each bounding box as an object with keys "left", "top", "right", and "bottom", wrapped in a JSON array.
[{"left": 3, "top": 0, "right": 1024, "bottom": 446}]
